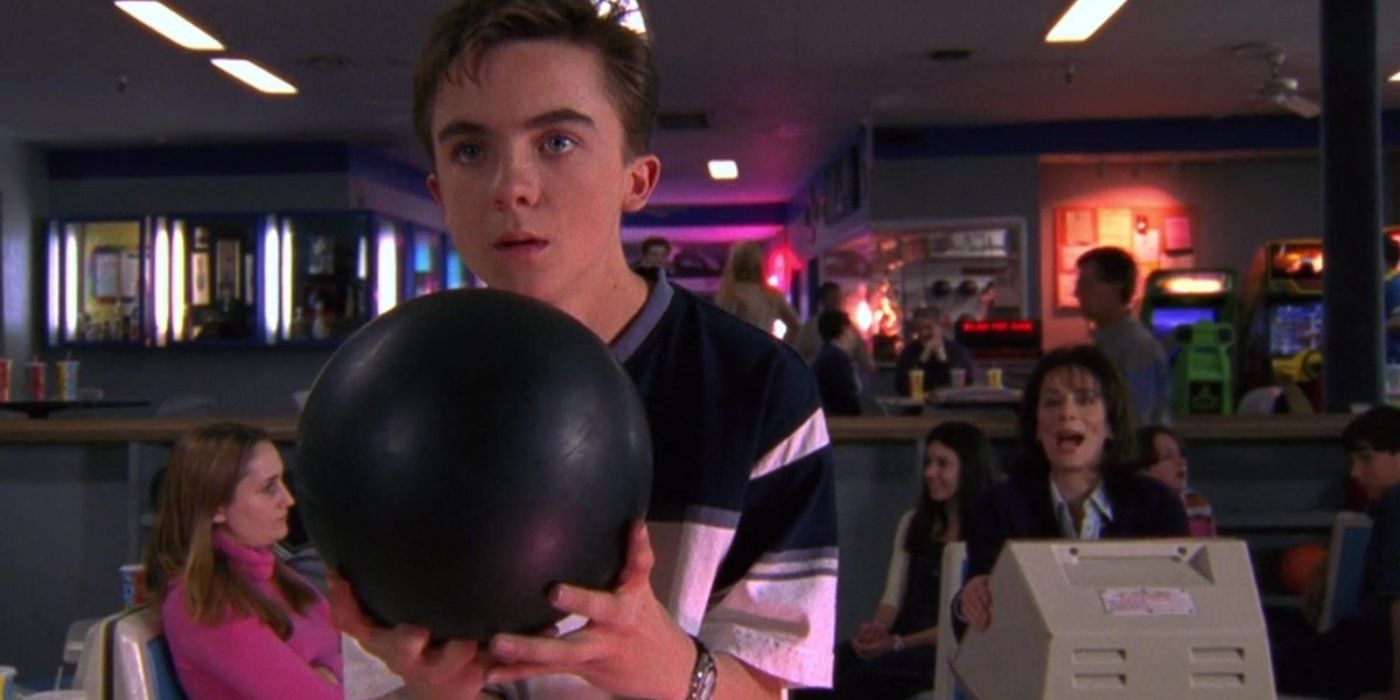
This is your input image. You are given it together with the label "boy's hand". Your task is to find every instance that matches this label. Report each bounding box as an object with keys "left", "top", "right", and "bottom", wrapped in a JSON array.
[
  {"left": 485, "top": 521, "right": 698, "bottom": 700},
  {"left": 328, "top": 574, "right": 492, "bottom": 700}
]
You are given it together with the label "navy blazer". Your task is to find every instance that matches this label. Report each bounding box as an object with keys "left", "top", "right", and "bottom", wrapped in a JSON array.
[{"left": 966, "top": 469, "right": 1191, "bottom": 578}]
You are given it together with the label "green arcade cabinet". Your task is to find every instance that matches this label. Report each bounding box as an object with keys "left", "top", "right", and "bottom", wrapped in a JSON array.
[{"left": 1140, "top": 269, "right": 1239, "bottom": 414}]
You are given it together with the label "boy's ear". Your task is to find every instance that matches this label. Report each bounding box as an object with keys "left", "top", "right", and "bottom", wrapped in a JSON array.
[{"left": 622, "top": 154, "right": 661, "bottom": 213}]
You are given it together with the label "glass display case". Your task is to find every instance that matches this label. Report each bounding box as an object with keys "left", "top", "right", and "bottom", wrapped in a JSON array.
[
  {"left": 168, "top": 213, "right": 264, "bottom": 345},
  {"left": 275, "top": 211, "right": 387, "bottom": 345},
  {"left": 44, "top": 209, "right": 426, "bottom": 350},
  {"left": 46, "top": 217, "right": 149, "bottom": 347}
]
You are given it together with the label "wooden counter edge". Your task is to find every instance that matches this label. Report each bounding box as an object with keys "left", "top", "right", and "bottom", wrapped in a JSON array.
[{"left": 0, "top": 414, "right": 1354, "bottom": 444}]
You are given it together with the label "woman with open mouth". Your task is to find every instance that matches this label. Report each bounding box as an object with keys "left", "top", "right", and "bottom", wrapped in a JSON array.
[{"left": 955, "top": 344, "right": 1190, "bottom": 633}]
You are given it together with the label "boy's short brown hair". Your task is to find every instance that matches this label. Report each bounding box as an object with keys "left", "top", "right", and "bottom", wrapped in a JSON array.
[{"left": 413, "top": 0, "right": 658, "bottom": 163}]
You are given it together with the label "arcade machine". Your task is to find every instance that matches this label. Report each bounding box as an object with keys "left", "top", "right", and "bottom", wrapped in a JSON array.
[
  {"left": 1139, "top": 269, "right": 1239, "bottom": 414},
  {"left": 1242, "top": 239, "right": 1324, "bottom": 409}
]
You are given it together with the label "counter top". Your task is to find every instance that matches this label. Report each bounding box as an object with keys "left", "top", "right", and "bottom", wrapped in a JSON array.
[
  {"left": 0, "top": 413, "right": 1355, "bottom": 444},
  {"left": 0, "top": 417, "right": 298, "bottom": 443}
]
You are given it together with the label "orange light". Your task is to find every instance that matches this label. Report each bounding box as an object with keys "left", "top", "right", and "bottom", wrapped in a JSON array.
[
  {"left": 854, "top": 300, "right": 874, "bottom": 334},
  {"left": 1163, "top": 277, "right": 1226, "bottom": 295}
]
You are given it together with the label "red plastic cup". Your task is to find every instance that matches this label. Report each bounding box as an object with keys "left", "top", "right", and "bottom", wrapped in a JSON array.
[{"left": 28, "top": 361, "right": 46, "bottom": 401}]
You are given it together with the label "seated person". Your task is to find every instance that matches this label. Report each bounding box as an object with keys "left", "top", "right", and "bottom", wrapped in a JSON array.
[
  {"left": 813, "top": 310, "right": 863, "bottom": 416},
  {"left": 894, "top": 307, "right": 975, "bottom": 396},
  {"left": 830, "top": 421, "right": 998, "bottom": 699},
  {"left": 1137, "top": 425, "right": 1217, "bottom": 537},
  {"left": 956, "top": 344, "right": 1189, "bottom": 633},
  {"left": 1272, "top": 405, "right": 1400, "bottom": 699},
  {"left": 144, "top": 423, "right": 343, "bottom": 698}
]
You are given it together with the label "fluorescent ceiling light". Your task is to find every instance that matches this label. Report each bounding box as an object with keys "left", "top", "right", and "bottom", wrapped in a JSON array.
[
  {"left": 211, "top": 58, "right": 298, "bottom": 95},
  {"left": 708, "top": 160, "right": 739, "bottom": 181},
  {"left": 1389, "top": 70, "right": 1400, "bottom": 83},
  {"left": 1045, "top": 0, "right": 1129, "bottom": 43},
  {"left": 114, "top": 1, "right": 224, "bottom": 51},
  {"left": 595, "top": 0, "right": 646, "bottom": 34}
]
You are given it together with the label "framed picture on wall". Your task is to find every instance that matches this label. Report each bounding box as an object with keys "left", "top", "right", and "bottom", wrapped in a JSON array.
[{"left": 190, "top": 251, "right": 211, "bottom": 305}]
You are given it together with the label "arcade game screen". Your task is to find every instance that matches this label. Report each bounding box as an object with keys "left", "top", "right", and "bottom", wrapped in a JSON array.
[
  {"left": 1148, "top": 307, "right": 1219, "bottom": 343},
  {"left": 1267, "top": 301, "right": 1324, "bottom": 357}
]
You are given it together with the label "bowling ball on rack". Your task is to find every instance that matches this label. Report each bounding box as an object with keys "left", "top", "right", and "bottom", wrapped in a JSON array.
[
  {"left": 296, "top": 289, "right": 653, "bottom": 641},
  {"left": 1276, "top": 542, "right": 1327, "bottom": 595}
]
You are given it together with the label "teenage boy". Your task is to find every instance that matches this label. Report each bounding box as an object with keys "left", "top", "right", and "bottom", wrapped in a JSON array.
[
  {"left": 1074, "top": 247, "right": 1171, "bottom": 426},
  {"left": 328, "top": 2, "right": 838, "bottom": 699},
  {"left": 637, "top": 235, "right": 673, "bottom": 272},
  {"left": 1273, "top": 405, "right": 1400, "bottom": 699}
]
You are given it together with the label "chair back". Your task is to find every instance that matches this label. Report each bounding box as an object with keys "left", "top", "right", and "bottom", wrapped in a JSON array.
[
  {"left": 932, "top": 541, "right": 968, "bottom": 700},
  {"left": 1318, "top": 511, "right": 1373, "bottom": 633},
  {"left": 74, "top": 611, "right": 123, "bottom": 696},
  {"left": 110, "top": 606, "right": 189, "bottom": 700}
]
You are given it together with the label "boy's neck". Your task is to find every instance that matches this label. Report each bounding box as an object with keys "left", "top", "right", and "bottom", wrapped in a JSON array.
[{"left": 555, "top": 263, "right": 651, "bottom": 344}]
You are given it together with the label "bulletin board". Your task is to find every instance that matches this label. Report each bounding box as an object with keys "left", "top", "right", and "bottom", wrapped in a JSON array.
[{"left": 1054, "top": 206, "right": 1195, "bottom": 309}]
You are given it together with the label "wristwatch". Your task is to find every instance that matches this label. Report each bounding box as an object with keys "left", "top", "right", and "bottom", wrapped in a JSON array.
[{"left": 686, "top": 636, "right": 718, "bottom": 700}]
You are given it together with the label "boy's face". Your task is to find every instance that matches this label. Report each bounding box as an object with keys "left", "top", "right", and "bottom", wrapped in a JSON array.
[
  {"left": 426, "top": 40, "right": 659, "bottom": 308},
  {"left": 1349, "top": 443, "right": 1400, "bottom": 501},
  {"left": 639, "top": 244, "right": 670, "bottom": 269}
]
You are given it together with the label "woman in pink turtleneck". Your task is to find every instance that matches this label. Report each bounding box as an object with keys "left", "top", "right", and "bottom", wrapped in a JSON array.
[{"left": 144, "top": 423, "right": 342, "bottom": 699}]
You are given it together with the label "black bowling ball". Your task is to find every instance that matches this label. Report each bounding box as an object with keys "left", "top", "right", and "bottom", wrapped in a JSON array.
[{"left": 296, "top": 289, "right": 652, "bottom": 641}]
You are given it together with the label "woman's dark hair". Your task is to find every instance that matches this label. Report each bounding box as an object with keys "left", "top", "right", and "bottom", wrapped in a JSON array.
[
  {"left": 1135, "top": 424, "right": 1182, "bottom": 469},
  {"left": 1015, "top": 345, "right": 1136, "bottom": 477},
  {"left": 905, "top": 420, "right": 998, "bottom": 555}
]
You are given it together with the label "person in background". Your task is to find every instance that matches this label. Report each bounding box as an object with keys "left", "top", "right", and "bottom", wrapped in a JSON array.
[
  {"left": 332, "top": 1, "right": 839, "bottom": 697},
  {"left": 715, "top": 240, "right": 801, "bottom": 340},
  {"left": 144, "top": 422, "right": 343, "bottom": 699},
  {"left": 1272, "top": 405, "right": 1400, "bottom": 699},
  {"left": 794, "top": 282, "right": 875, "bottom": 371},
  {"left": 1137, "top": 425, "right": 1216, "bottom": 537},
  {"left": 894, "top": 307, "right": 975, "bottom": 396},
  {"left": 829, "top": 422, "right": 998, "bottom": 699},
  {"left": 1075, "top": 246, "right": 1172, "bottom": 426},
  {"left": 812, "top": 310, "right": 863, "bottom": 417},
  {"left": 956, "top": 345, "right": 1188, "bottom": 633},
  {"left": 636, "top": 235, "right": 673, "bottom": 273}
]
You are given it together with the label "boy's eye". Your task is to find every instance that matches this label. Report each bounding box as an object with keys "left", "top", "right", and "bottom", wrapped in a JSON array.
[
  {"left": 541, "top": 134, "right": 576, "bottom": 154},
  {"left": 453, "top": 143, "right": 484, "bottom": 162}
]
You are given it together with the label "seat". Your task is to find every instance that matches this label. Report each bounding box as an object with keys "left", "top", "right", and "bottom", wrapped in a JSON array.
[
  {"left": 74, "top": 611, "right": 120, "bottom": 697},
  {"left": 1317, "top": 511, "right": 1374, "bottom": 633},
  {"left": 110, "top": 606, "right": 188, "bottom": 700},
  {"left": 931, "top": 542, "right": 968, "bottom": 700}
]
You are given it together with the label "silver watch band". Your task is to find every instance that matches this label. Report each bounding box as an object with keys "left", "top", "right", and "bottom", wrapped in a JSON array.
[{"left": 686, "top": 635, "right": 718, "bottom": 700}]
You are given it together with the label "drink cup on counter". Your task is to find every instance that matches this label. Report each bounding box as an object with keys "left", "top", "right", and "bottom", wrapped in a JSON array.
[
  {"left": 56, "top": 360, "right": 80, "bottom": 401},
  {"left": 986, "top": 367, "right": 1004, "bottom": 389},
  {"left": 0, "top": 358, "right": 11, "bottom": 402},
  {"left": 119, "top": 564, "right": 147, "bottom": 608},
  {"left": 28, "top": 360, "right": 46, "bottom": 401},
  {"left": 951, "top": 367, "right": 967, "bottom": 388},
  {"left": 908, "top": 368, "right": 926, "bottom": 400}
]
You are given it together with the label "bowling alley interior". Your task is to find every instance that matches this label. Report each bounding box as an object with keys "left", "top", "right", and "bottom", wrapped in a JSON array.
[{"left": 4, "top": 1, "right": 1400, "bottom": 698}]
